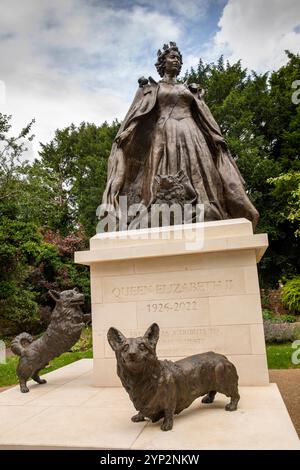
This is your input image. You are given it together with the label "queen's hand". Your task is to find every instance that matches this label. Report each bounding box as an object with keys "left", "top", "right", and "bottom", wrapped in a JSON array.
[{"left": 114, "top": 127, "right": 132, "bottom": 147}]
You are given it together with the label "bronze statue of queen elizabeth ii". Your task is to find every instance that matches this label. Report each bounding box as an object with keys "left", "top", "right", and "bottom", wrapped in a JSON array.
[{"left": 100, "top": 42, "right": 259, "bottom": 231}]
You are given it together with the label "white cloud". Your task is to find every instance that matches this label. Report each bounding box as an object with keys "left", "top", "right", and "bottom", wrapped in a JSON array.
[
  {"left": 3, "top": 0, "right": 298, "bottom": 160},
  {"left": 2, "top": 83, "right": 129, "bottom": 159},
  {"left": 183, "top": 54, "right": 200, "bottom": 71},
  {"left": 153, "top": 0, "right": 209, "bottom": 20},
  {"left": 213, "top": 0, "right": 300, "bottom": 72},
  {"left": 0, "top": 0, "right": 181, "bottom": 157}
]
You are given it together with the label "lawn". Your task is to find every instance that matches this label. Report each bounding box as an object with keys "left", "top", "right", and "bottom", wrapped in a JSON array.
[
  {"left": 266, "top": 343, "right": 300, "bottom": 369},
  {"left": 0, "top": 349, "right": 93, "bottom": 387}
]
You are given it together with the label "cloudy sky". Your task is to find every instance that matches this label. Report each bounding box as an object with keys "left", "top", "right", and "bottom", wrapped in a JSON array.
[{"left": 0, "top": 0, "right": 300, "bottom": 158}]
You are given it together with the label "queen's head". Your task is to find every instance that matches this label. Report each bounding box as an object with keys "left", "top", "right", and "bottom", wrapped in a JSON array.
[{"left": 155, "top": 42, "right": 183, "bottom": 78}]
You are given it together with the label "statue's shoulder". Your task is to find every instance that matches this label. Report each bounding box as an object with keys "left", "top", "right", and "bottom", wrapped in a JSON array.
[
  {"left": 137, "top": 76, "right": 158, "bottom": 94},
  {"left": 138, "top": 76, "right": 158, "bottom": 87},
  {"left": 185, "top": 82, "right": 205, "bottom": 98}
]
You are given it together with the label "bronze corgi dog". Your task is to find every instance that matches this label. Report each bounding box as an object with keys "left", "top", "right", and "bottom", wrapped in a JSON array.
[
  {"left": 11, "top": 288, "right": 87, "bottom": 393},
  {"left": 108, "top": 323, "right": 240, "bottom": 431}
]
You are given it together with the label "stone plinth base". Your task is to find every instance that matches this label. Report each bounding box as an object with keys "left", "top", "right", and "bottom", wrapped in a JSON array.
[
  {"left": 0, "top": 360, "right": 298, "bottom": 450},
  {"left": 75, "top": 218, "right": 269, "bottom": 386}
]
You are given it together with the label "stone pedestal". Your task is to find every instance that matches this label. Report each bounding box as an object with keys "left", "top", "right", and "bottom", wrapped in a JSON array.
[{"left": 75, "top": 218, "right": 269, "bottom": 386}]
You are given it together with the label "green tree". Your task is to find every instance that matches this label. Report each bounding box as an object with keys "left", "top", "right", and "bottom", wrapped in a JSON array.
[
  {"left": 0, "top": 114, "right": 90, "bottom": 334},
  {"left": 0, "top": 114, "right": 35, "bottom": 218},
  {"left": 0, "top": 114, "right": 39, "bottom": 332},
  {"left": 38, "top": 121, "right": 120, "bottom": 237},
  {"left": 268, "top": 171, "right": 300, "bottom": 237}
]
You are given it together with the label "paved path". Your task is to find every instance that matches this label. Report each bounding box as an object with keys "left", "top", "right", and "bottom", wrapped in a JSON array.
[
  {"left": 269, "top": 369, "right": 300, "bottom": 437},
  {"left": 1, "top": 369, "right": 299, "bottom": 439},
  {"left": 0, "top": 386, "right": 12, "bottom": 393}
]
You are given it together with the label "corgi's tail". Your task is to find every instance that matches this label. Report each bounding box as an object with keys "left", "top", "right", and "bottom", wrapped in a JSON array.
[{"left": 11, "top": 332, "right": 33, "bottom": 356}]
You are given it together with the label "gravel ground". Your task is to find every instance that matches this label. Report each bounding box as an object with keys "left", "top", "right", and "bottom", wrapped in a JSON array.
[{"left": 269, "top": 369, "right": 300, "bottom": 438}]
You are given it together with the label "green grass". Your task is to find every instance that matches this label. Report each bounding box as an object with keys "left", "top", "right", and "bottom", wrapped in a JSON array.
[
  {"left": 266, "top": 343, "right": 300, "bottom": 369},
  {"left": 0, "top": 349, "right": 92, "bottom": 387}
]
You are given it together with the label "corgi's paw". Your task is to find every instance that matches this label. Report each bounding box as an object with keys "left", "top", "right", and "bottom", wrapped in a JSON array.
[
  {"left": 131, "top": 412, "right": 145, "bottom": 422},
  {"left": 161, "top": 419, "right": 173, "bottom": 431},
  {"left": 225, "top": 402, "right": 237, "bottom": 411},
  {"left": 202, "top": 394, "right": 214, "bottom": 404}
]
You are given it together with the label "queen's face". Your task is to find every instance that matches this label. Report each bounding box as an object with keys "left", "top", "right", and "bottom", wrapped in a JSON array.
[{"left": 164, "top": 50, "right": 181, "bottom": 75}]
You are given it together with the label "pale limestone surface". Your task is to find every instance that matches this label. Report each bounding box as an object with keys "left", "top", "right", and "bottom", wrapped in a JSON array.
[
  {"left": 0, "top": 360, "right": 299, "bottom": 450},
  {"left": 74, "top": 219, "right": 269, "bottom": 386}
]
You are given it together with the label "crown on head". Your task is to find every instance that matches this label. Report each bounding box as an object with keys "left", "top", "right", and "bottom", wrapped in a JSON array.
[
  {"left": 155, "top": 42, "right": 182, "bottom": 77},
  {"left": 157, "top": 41, "right": 178, "bottom": 58}
]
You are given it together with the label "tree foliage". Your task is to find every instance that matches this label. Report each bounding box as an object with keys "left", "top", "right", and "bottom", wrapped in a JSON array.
[
  {"left": 37, "top": 121, "right": 120, "bottom": 237},
  {"left": 0, "top": 115, "right": 90, "bottom": 333}
]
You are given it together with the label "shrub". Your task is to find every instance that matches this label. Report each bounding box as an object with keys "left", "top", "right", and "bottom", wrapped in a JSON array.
[
  {"left": 0, "top": 281, "right": 40, "bottom": 334},
  {"left": 263, "top": 320, "right": 297, "bottom": 343},
  {"left": 282, "top": 277, "right": 300, "bottom": 313},
  {"left": 71, "top": 327, "right": 92, "bottom": 352},
  {"left": 262, "top": 309, "right": 274, "bottom": 321},
  {"left": 279, "top": 314, "right": 298, "bottom": 323},
  {"left": 262, "top": 310, "right": 298, "bottom": 323},
  {"left": 0, "top": 219, "right": 90, "bottom": 335}
]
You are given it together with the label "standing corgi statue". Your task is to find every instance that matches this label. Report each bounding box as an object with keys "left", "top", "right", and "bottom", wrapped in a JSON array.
[
  {"left": 107, "top": 323, "right": 240, "bottom": 431},
  {"left": 11, "top": 288, "right": 87, "bottom": 393}
]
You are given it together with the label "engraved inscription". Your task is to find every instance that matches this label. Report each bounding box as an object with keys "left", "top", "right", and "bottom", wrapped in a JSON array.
[
  {"left": 136, "top": 297, "right": 210, "bottom": 329},
  {"left": 145, "top": 300, "right": 198, "bottom": 313},
  {"left": 111, "top": 279, "right": 234, "bottom": 300},
  {"left": 112, "top": 285, "right": 154, "bottom": 298},
  {"left": 159, "top": 327, "right": 220, "bottom": 343},
  {"left": 104, "top": 324, "right": 252, "bottom": 358},
  {"left": 103, "top": 268, "right": 245, "bottom": 302},
  {"left": 111, "top": 279, "right": 233, "bottom": 300}
]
